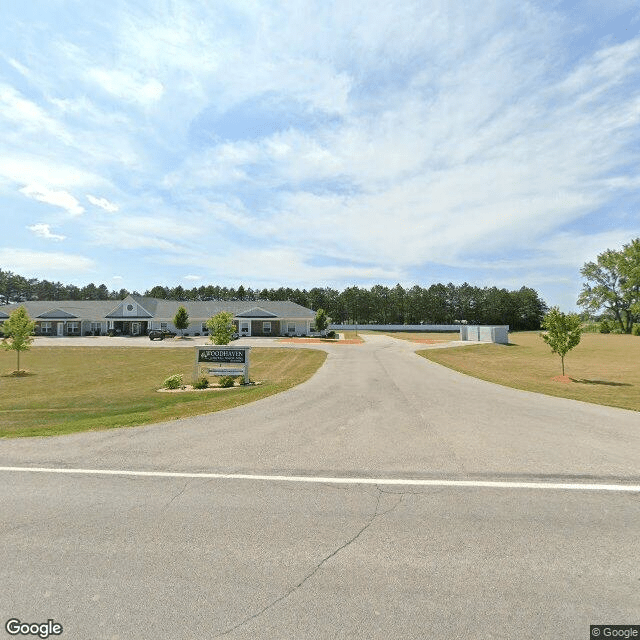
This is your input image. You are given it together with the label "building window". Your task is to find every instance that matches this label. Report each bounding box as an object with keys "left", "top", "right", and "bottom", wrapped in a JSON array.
[
  {"left": 67, "top": 322, "right": 79, "bottom": 335},
  {"left": 287, "top": 322, "right": 296, "bottom": 333},
  {"left": 263, "top": 322, "right": 271, "bottom": 334},
  {"left": 161, "top": 322, "right": 167, "bottom": 330},
  {"left": 40, "top": 322, "right": 52, "bottom": 335},
  {"left": 126, "top": 304, "right": 134, "bottom": 311},
  {"left": 201, "top": 323, "right": 208, "bottom": 333}
]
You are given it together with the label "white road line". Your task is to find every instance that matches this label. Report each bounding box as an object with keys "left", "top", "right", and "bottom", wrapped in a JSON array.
[{"left": 0, "top": 466, "right": 639, "bottom": 492}]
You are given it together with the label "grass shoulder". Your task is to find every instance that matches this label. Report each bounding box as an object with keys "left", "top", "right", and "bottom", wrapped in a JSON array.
[
  {"left": 0, "top": 346, "right": 327, "bottom": 437},
  {"left": 416, "top": 332, "right": 639, "bottom": 412}
]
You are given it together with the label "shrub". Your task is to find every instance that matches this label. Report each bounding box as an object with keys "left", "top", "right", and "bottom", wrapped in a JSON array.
[
  {"left": 218, "top": 375, "right": 236, "bottom": 388},
  {"left": 163, "top": 373, "right": 183, "bottom": 390},
  {"left": 599, "top": 320, "right": 611, "bottom": 334},
  {"left": 632, "top": 324, "right": 640, "bottom": 336},
  {"left": 193, "top": 376, "right": 209, "bottom": 389},
  {"left": 325, "top": 330, "right": 336, "bottom": 339}
]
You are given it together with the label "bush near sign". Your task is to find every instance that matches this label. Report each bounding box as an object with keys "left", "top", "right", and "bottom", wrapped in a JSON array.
[{"left": 195, "top": 346, "right": 251, "bottom": 383}]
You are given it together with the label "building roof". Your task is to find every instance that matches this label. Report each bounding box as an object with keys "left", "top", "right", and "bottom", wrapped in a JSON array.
[
  {"left": 235, "top": 307, "right": 278, "bottom": 318},
  {"left": 0, "top": 297, "right": 315, "bottom": 320},
  {"left": 38, "top": 308, "right": 78, "bottom": 319}
]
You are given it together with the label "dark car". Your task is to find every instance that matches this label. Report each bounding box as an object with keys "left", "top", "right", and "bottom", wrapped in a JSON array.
[{"left": 148, "top": 329, "right": 177, "bottom": 340}]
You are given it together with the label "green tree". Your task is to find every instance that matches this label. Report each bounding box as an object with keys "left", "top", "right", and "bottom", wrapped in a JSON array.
[
  {"left": 314, "top": 308, "right": 329, "bottom": 333},
  {"left": 173, "top": 305, "right": 190, "bottom": 337},
  {"left": 578, "top": 238, "right": 640, "bottom": 333},
  {"left": 207, "top": 311, "right": 235, "bottom": 345},
  {"left": 540, "top": 307, "right": 583, "bottom": 376},
  {"left": 1, "top": 306, "right": 36, "bottom": 373}
]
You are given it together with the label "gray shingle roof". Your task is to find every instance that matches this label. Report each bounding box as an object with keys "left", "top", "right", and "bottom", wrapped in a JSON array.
[
  {"left": 38, "top": 308, "right": 78, "bottom": 319},
  {"left": 0, "top": 297, "right": 315, "bottom": 320},
  {"left": 235, "top": 307, "right": 278, "bottom": 318}
]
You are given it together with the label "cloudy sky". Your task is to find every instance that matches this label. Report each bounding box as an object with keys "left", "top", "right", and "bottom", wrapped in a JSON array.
[{"left": 2, "top": 0, "right": 639, "bottom": 309}]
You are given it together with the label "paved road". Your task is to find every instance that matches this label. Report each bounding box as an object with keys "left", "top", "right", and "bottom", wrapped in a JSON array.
[{"left": 1, "top": 334, "right": 638, "bottom": 639}]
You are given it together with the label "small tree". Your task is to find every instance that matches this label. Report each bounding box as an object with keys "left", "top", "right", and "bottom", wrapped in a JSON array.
[
  {"left": 314, "top": 308, "right": 329, "bottom": 333},
  {"left": 540, "top": 307, "right": 583, "bottom": 376},
  {"left": 173, "top": 305, "right": 189, "bottom": 337},
  {"left": 1, "top": 306, "right": 36, "bottom": 373},
  {"left": 207, "top": 311, "right": 235, "bottom": 345}
]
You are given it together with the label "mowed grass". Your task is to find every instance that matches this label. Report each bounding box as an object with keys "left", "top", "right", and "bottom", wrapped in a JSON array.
[
  {"left": 416, "top": 332, "right": 640, "bottom": 411},
  {"left": 338, "top": 330, "right": 364, "bottom": 342},
  {"left": 0, "top": 346, "right": 326, "bottom": 437},
  {"left": 363, "top": 330, "right": 460, "bottom": 342}
]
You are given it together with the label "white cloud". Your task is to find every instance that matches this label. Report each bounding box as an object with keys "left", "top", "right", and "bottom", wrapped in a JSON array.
[
  {"left": 19, "top": 184, "right": 84, "bottom": 216},
  {"left": 88, "top": 68, "right": 164, "bottom": 107},
  {"left": 6, "top": 57, "right": 32, "bottom": 79},
  {"left": 87, "top": 194, "right": 119, "bottom": 212},
  {"left": 26, "top": 223, "right": 66, "bottom": 241},
  {"left": 88, "top": 214, "right": 200, "bottom": 251},
  {"left": 0, "top": 84, "right": 72, "bottom": 143},
  {"left": 0, "top": 248, "right": 94, "bottom": 273},
  {"left": 163, "top": 245, "right": 401, "bottom": 286},
  {"left": 0, "top": 155, "right": 103, "bottom": 190},
  {"left": 183, "top": 274, "right": 201, "bottom": 281}
]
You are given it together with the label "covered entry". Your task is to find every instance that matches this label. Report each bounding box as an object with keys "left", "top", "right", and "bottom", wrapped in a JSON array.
[{"left": 112, "top": 321, "right": 149, "bottom": 336}]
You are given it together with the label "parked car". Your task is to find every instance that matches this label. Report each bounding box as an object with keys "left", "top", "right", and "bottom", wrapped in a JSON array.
[{"left": 148, "top": 329, "right": 177, "bottom": 340}]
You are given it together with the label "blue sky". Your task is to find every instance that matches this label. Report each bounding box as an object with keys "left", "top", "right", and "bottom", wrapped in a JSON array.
[{"left": 1, "top": 0, "right": 639, "bottom": 310}]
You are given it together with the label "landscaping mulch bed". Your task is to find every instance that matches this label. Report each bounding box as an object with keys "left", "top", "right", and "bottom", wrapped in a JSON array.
[{"left": 158, "top": 382, "right": 261, "bottom": 393}]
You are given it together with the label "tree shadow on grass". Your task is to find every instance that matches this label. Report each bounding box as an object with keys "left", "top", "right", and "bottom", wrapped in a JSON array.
[{"left": 570, "top": 378, "right": 632, "bottom": 387}]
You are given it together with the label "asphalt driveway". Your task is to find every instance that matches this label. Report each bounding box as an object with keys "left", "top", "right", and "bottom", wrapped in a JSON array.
[{"left": 1, "top": 334, "right": 638, "bottom": 639}]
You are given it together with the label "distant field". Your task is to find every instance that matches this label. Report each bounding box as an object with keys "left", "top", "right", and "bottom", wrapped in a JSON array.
[
  {"left": 417, "top": 332, "right": 640, "bottom": 412},
  {"left": 0, "top": 347, "right": 326, "bottom": 437},
  {"left": 362, "top": 330, "right": 460, "bottom": 342}
]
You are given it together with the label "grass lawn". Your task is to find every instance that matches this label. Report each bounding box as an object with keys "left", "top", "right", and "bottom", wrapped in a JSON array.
[
  {"left": 0, "top": 346, "right": 326, "bottom": 437},
  {"left": 337, "top": 330, "right": 364, "bottom": 342},
  {"left": 363, "top": 330, "right": 460, "bottom": 342},
  {"left": 416, "top": 332, "right": 640, "bottom": 412}
]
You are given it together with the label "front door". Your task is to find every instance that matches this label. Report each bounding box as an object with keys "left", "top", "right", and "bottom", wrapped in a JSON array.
[
  {"left": 131, "top": 322, "right": 140, "bottom": 336},
  {"left": 57, "top": 322, "right": 64, "bottom": 336}
]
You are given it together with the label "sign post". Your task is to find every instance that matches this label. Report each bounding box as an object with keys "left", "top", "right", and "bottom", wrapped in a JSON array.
[{"left": 194, "top": 346, "right": 251, "bottom": 384}]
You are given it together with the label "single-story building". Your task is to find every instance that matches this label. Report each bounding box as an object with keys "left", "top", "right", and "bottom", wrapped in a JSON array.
[{"left": 0, "top": 295, "right": 316, "bottom": 338}]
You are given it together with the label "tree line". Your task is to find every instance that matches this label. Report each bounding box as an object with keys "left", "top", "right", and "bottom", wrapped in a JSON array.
[
  {"left": 0, "top": 269, "right": 547, "bottom": 331},
  {"left": 0, "top": 271, "right": 131, "bottom": 304}
]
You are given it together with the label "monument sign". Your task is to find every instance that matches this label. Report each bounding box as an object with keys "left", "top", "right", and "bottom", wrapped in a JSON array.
[{"left": 194, "top": 346, "right": 251, "bottom": 383}]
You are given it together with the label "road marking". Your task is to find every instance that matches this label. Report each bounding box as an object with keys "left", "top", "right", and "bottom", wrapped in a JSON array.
[{"left": 0, "top": 466, "right": 639, "bottom": 492}]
